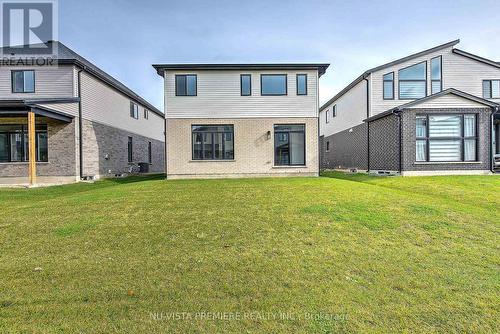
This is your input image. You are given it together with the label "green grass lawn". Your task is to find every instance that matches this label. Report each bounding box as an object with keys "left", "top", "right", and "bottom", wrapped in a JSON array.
[{"left": 0, "top": 173, "right": 499, "bottom": 333}]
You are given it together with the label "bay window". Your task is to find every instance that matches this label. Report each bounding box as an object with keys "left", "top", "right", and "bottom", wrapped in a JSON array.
[
  {"left": 416, "top": 114, "right": 477, "bottom": 162},
  {"left": 192, "top": 125, "right": 234, "bottom": 160},
  {"left": 274, "top": 124, "right": 305, "bottom": 166},
  {"left": 0, "top": 124, "right": 48, "bottom": 162},
  {"left": 399, "top": 62, "right": 426, "bottom": 99}
]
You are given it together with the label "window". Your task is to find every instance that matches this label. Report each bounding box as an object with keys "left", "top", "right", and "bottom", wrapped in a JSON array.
[
  {"left": 192, "top": 125, "right": 234, "bottom": 160},
  {"left": 431, "top": 56, "right": 442, "bottom": 94},
  {"left": 240, "top": 74, "right": 251, "bottom": 96},
  {"left": 415, "top": 114, "right": 477, "bottom": 162},
  {"left": 383, "top": 72, "right": 394, "bottom": 99},
  {"left": 325, "top": 110, "right": 330, "bottom": 123},
  {"left": 130, "top": 102, "right": 139, "bottom": 119},
  {"left": 332, "top": 105, "right": 337, "bottom": 117},
  {"left": 296, "top": 74, "right": 307, "bottom": 95},
  {"left": 128, "top": 137, "right": 133, "bottom": 163},
  {"left": 261, "top": 74, "right": 287, "bottom": 95},
  {"left": 175, "top": 75, "right": 197, "bottom": 96},
  {"left": 148, "top": 141, "right": 152, "bottom": 164},
  {"left": 274, "top": 124, "right": 305, "bottom": 166},
  {"left": 0, "top": 124, "right": 47, "bottom": 162},
  {"left": 144, "top": 109, "right": 149, "bottom": 119},
  {"left": 326, "top": 141, "right": 330, "bottom": 152},
  {"left": 399, "top": 62, "right": 426, "bottom": 99},
  {"left": 483, "top": 80, "right": 500, "bottom": 99},
  {"left": 12, "top": 70, "right": 35, "bottom": 93}
]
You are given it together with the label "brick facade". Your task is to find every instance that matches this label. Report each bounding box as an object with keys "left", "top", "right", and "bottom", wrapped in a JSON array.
[
  {"left": 166, "top": 118, "right": 318, "bottom": 179},
  {"left": 368, "top": 114, "right": 400, "bottom": 172},
  {"left": 321, "top": 123, "right": 368, "bottom": 170}
]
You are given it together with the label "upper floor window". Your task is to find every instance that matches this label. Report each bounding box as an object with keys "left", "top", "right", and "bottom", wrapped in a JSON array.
[
  {"left": 331, "top": 105, "right": 337, "bottom": 117},
  {"left": 383, "top": 72, "right": 394, "bottom": 100},
  {"left": 483, "top": 80, "right": 500, "bottom": 99},
  {"left": 325, "top": 110, "right": 330, "bottom": 123},
  {"left": 12, "top": 70, "right": 35, "bottom": 93},
  {"left": 399, "top": 62, "right": 426, "bottom": 99},
  {"left": 176, "top": 74, "right": 197, "bottom": 96},
  {"left": 431, "top": 56, "right": 442, "bottom": 94},
  {"left": 296, "top": 74, "right": 307, "bottom": 95},
  {"left": 130, "top": 102, "right": 139, "bottom": 119},
  {"left": 144, "top": 109, "right": 149, "bottom": 119},
  {"left": 240, "top": 74, "right": 251, "bottom": 96},
  {"left": 192, "top": 125, "right": 234, "bottom": 160},
  {"left": 261, "top": 74, "right": 287, "bottom": 96}
]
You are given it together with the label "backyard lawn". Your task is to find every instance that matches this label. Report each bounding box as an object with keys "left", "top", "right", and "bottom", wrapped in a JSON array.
[{"left": 0, "top": 173, "right": 499, "bottom": 333}]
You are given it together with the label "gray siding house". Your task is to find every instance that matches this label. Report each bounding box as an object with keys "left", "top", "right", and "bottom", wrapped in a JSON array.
[
  {"left": 0, "top": 41, "right": 165, "bottom": 185},
  {"left": 320, "top": 40, "right": 500, "bottom": 176}
]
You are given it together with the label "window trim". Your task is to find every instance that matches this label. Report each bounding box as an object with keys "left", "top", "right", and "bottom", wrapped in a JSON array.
[
  {"left": 416, "top": 114, "right": 478, "bottom": 163},
  {"left": 398, "top": 61, "right": 427, "bottom": 100},
  {"left": 430, "top": 56, "right": 442, "bottom": 95},
  {"left": 130, "top": 102, "right": 139, "bottom": 119},
  {"left": 274, "top": 123, "right": 306, "bottom": 166},
  {"left": 175, "top": 74, "right": 197, "bottom": 96},
  {"left": 11, "top": 70, "right": 35, "bottom": 93},
  {"left": 483, "top": 79, "right": 500, "bottom": 99},
  {"left": 240, "top": 74, "right": 251, "bottom": 96},
  {"left": 296, "top": 74, "right": 307, "bottom": 96},
  {"left": 191, "top": 124, "right": 235, "bottom": 161},
  {"left": 383, "top": 71, "right": 394, "bottom": 100},
  {"left": 0, "top": 124, "right": 48, "bottom": 163},
  {"left": 260, "top": 74, "right": 288, "bottom": 96}
]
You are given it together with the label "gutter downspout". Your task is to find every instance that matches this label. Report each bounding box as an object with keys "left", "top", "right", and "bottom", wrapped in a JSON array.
[
  {"left": 317, "top": 71, "right": 321, "bottom": 176},
  {"left": 491, "top": 106, "right": 499, "bottom": 173},
  {"left": 77, "top": 67, "right": 85, "bottom": 180},
  {"left": 364, "top": 77, "right": 370, "bottom": 173}
]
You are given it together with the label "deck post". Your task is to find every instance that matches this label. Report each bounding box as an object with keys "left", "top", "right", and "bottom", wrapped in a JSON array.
[{"left": 28, "top": 111, "right": 36, "bottom": 186}]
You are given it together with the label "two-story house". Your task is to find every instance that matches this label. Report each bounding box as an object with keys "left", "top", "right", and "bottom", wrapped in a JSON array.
[
  {"left": 320, "top": 40, "right": 500, "bottom": 176},
  {"left": 152, "top": 64, "right": 329, "bottom": 179},
  {"left": 0, "top": 41, "right": 165, "bottom": 186}
]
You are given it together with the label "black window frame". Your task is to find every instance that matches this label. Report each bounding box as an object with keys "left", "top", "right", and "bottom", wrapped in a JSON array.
[
  {"left": 332, "top": 105, "right": 337, "bottom": 117},
  {"left": 0, "top": 124, "right": 48, "bottom": 163},
  {"left": 11, "top": 70, "right": 35, "bottom": 93},
  {"left": 260, "top": 74, "right": 287, "bottom": 96},
  {"left": 175, "top": 74, "right": 197, "bottom": 96},
  {"left": 383, "top": 72, "right": 394, "bottom": 100},
  {"left": 144, "top": 109, "right": 149, "bottom": 120},
  {"left": 191, "top": 124, "right": 234, "bottom": 161},
  {"left": 430, "top": 56, "right": 443, "bottom": 94},
  {"left": 326, "top": 141, "right": 330, "bottom": 152},
  {"left": 130, "top": 102, "right": 139, "bottom": 119},
  {"left": 296, "top": 74, "right": 307, "bottom": 96},
  {"left": 482, "top": 79, "right": 500, "bottom": 99},
  {"left": 240, "top": 74, "right": 251, "bottom": 96},
  {"left": 398, "top": 61, "right": 427, "bottom": 100},
  {"left": 127, "top": 136, "right": 133, "bottom": 163},
  {"left": 148, "top": 141, "right": 152, "bottom": 164},
  {"left": 415, "top": 114, "right": 478, "bottom": 163},
  {"left": 274, "top": 123, "right": 306, "bottom": 166}
]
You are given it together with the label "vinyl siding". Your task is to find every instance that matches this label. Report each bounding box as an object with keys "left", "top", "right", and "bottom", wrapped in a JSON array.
[
  {"left": 37, "top": 102, "right": 79, "bottom": 116},
  {"left": 410, "top": 94, "right": 488, "bottom": 109},
  {"left": 319, "top": 79, "right": 367, "bottom": 136},
  {"left": 0, "top": 65, "right": 74, "bottom": 99},
  {"left": 164, "top": 69, "right": 318, "bottom": 119},
  {"left": 80, "top": 72, "right": 164, "bottom": 142}
]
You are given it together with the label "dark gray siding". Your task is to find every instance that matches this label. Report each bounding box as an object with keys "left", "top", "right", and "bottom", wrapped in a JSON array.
[
  {"left": 321, "top": 123, "right": 368, "bottom": 170},
  {"left": 368, "top": 114, "right": 400, "bottom": 171}
]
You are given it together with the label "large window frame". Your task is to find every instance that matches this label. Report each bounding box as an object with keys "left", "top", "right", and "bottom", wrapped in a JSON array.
[
  {"left": 430, "top": 56, "right": 442, "bottom": 94},
  {"left": 0, "top": 124, "right": 48, "bottom": 163},
  {"left": 398, "top": 61, "right": 427, "bottom": 100},
  {"left": 191, "top": 125, "right": 234, "bottom": 161},
  {"left": 274, "top": 124, "right": 306, "bottom": 166},
  {"left": 483, "top": 80, "right": 500, "bottom": 99},
  {"left": 415, "top": 114, "right": 478, "bottom": 162},
  {"left": 11, "top": 70, "right": 35, "bottom": 93},
  {"left": 383, "top": 72, "right": 394, "bottom": 100},
  {"left": 296, "top": 74, "right": 307, "bottom": 95},
  {"left": 175, "top": 74, "right": 197, "bottom": 96},
  {"left": 240, "top": 74, "right": 251, "bottom": 96},
  {"left": 260, "top": 74, "right": 287, "bottom": 96}
]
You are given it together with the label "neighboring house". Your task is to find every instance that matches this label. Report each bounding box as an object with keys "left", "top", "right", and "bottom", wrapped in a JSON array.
[
  {"left": 152, "top": 64, "right": 329, "bottom": 179},
  {"left": 0, "top": 41, "right": 165, "bottom": 185},
  {"left": 319, "top": 40, "right": 500, "bottom": 176}
]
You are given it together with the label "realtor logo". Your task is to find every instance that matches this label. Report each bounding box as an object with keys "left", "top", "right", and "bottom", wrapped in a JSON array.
[{"left": 1, "top": 0, "right": 58, "bottom": 55}]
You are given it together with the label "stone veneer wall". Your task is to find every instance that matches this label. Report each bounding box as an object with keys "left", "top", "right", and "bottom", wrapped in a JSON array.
[
  {"left": 166, "top": 118, "right": 318, "bottom": 179},
  {"left": 321, "top": 123, "right": 368, "bottom": 170},
  {"left": 82, "top": 119, "right": 165, "bottom": 177}
]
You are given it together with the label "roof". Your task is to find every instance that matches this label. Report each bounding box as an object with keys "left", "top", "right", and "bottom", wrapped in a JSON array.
[
  {"left": 319, "top": 39, "right": 460, "bottom": 111},
  {"left": 364, "top": 88, "right": 499, "bottom": 122},
  {"left": 152, "top": 63, "right": 330, "bottom": 77},
  {"left": 0, "top": 41, "right": 163, "bottom": 116},
  {"left": 452, "top": 49, "right": 500, "bottom": 69},
  {"left": 0, "top": 98, "right": 78, "bottom": 122}
]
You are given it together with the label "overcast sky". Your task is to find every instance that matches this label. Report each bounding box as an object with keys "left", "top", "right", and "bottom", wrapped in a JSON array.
[{"left": 59, "top": 0, "right": 500, "bottom": 110}]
